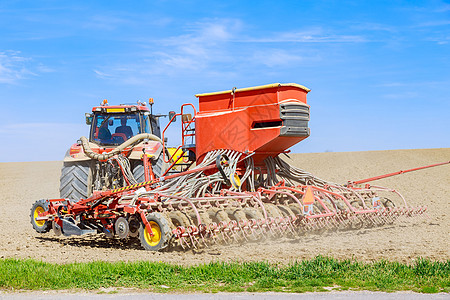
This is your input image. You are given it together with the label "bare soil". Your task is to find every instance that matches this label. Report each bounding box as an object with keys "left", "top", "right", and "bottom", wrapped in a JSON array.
[{"left": 0, "top": 148, "right": 448, "bottom": 265}]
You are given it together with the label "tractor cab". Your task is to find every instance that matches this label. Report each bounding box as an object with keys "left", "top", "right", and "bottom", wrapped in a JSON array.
[{"left": 86, "top": 100, "right": 162, "bottom": 146}]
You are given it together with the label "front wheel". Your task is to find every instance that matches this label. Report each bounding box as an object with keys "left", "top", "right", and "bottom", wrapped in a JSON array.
[{"left": 139, "top": 212, "right": 172, "bottom": 251}]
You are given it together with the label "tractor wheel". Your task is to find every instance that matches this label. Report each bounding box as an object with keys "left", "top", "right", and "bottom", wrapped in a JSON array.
[
  {"left": 59, "top": 160, "right": 93, "bottom": 201},
  {"left": 133, "top": 152, "right": 168, "bottom": 183},
  {"left": 30, "top": 199, "right": 51, "bottom": 233},
  {"left": 139, "top": 212, "right": 171, "bottom": 251}
]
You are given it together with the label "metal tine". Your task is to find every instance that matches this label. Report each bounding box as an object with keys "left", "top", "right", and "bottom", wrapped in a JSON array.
[
  {"left": 198, "top": 224, "right": 210, "bottom": 247},
  {"left": 228, "top": 221, "right": 241, "bottom": 243},
  {"left": 246, "top": 218, "right": 258, "bottom": 239},
  {"left": 327, "top": 215, "right": 338, "bottom": 229},
  {"left": 379, "top": 209, "right": 390, "bottom": 224},
  {"left": 253, "top": 219, "right": 266, "bottom": 239},
  {"left": 270, "top": 217, "right": 281, "bottom": 234},
  {"left": 266, "top": 217, "right": 278, "bottom": 237},
  {"left": 255, "top": 218, "right": 269, "bottom": 239},
  {"left": 334, "top": 214, "right": 345, "bottom": 229},
  {"left": 333, "top": 214, "right": 345, "bottom": 229},
  {"left": 276, "top": 217, "right": 288, "bottom": 234},
  {"left": 187, "top": 226, "right": 199, "bottom": 249},
  {"left": 232, "top": 220, "right": 247, "bottom": 242},
  {"left": 207, "top": 222, "right": 219, "bottom": 245},
  {"left": 285, "top": 216, "right": 298, "bottom": 236},
  {"left": 279, "top": 218, "right": 289, "bottom": 236},
  {"left": 376, "top": 212, "right": 388, "bottom": 226},
  {"left": 376, "top": 213, "right": 387, "bottom": 226},
  {"left": 293, "top": 218, "right": 306, "bottom": 234},
  {"left": 248, "top": 218, "right": 261, "bottom": 239},
  {"left": 237, "top": 219, "right": 250, "bottom": 242},
  {"left": 272, "top": 218, "right": 283, "bottom": 237},
  {"left": 367, "top": 213, "right": 381, "bottom": 227},
  {"left": 340, "top": 213, "right": 353, "bottom": 229},
  {"left": 302, "top": 218, "right": 313, "bottom": 231},
  {"left": 320, "top": 217, "right": 330, "bottom": 230},
  {"left": 309, "top": 218, "right": 319, "bottom": 231},
  {"left": 279, "top": 216, "right": 292, "bottom": 235},
  {"left": 218, "top": 221, "right": 231, "bottom": 244},
  {"left": 325, "top": 216, "right": 334, "bottom": 229},
  {"left": 175, "top": 226, "right": 189, "bottom": 250},
  {"left": 314, "top": 217, "right": 325, "bottom": 230}
]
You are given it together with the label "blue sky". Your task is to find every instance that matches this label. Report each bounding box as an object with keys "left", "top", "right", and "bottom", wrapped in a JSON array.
[{"left": 0, "top": 0, "right": 449, "bottom": 162}]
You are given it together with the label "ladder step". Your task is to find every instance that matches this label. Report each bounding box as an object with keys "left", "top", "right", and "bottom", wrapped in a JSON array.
[{"left": 182, "top": 144, "right": 196, "bottom": 149}]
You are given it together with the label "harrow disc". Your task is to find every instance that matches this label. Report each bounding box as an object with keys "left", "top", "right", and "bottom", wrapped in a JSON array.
[{"left": 114, "top": 217, "right": 130, "bottom": 239}]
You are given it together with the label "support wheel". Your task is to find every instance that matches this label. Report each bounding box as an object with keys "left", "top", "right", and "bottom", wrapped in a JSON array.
[
  {"left": 30, "top": 199, "right": 51, "bottom": 233},
  {"left": 139, "top": 212, "right": 171, "bottom": 251}
]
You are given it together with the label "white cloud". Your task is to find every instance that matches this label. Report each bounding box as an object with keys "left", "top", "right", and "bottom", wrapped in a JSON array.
[
  {"left": 36, "top": 63, "right": 55, "bottom": 73},
  {"left": 0, "top": 51, "right": 35, "bottom": 84},
  {"left": 416, "top": 20, "right": 450, "bottom": 27},
  {"left": 0, "top": 50, "right": 54, "bottom": 84},
  {"left": 350, "top": 22, "right": 397, "bottom": 33},
  {"left": 158, "top": 18, "right": 242, "bottom": 66},
  {"left": 383, "top": 91, "right": 419, "bottom": 99},
  {"left": 92, "top": 22, "right": 366, "bottom": 85},
  {"left": 434, "top": 3, "right": 450, "bottom": 12},
  {"left": 253, "top": 49, "right": 304, "bottom": 67},
  {"left": 93, "top": 18, "right": 243, "bottom": 83},
  {"left": 93, "top": 69, "right": 114, "bottom": 79},
  {"left": 83, "top": 14, "right": 130, "bottom": 31},
  {"left": 244, "top": 27, "right": 366, "bottom": 43}
]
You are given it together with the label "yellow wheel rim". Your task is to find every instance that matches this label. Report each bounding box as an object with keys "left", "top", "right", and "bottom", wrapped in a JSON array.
[
  {"left": 144, "top": 221, "right": 161, "bottom": 247},
  {"left": 230, "top": 173, "right": 241, "bottom": 189},
  {"left": 34, "top": 206, "right": 45, "bottom": 227}
]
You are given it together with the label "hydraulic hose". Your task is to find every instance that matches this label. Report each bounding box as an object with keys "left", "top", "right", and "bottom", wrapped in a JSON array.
[{"left": 80, "top": 133, "right": 163, "bottom": 161}]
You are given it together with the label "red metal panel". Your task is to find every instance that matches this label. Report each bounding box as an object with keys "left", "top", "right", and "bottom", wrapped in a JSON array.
[{"left": 195, "top": 83, "right": 310, "bottom": 164}]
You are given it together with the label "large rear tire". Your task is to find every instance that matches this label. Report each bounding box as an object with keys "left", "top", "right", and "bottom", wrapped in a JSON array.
[{"left": 59, "top": 161, "right": 93, "bottom": 201}]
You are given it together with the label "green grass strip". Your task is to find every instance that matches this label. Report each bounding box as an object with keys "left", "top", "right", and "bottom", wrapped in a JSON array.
[{"left": 0, "top": 256, "right": 448, "bottom": 293}]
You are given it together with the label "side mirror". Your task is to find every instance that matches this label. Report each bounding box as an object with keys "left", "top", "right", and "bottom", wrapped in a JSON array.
[
  {"left": 85, "top": 113, "right": 93, "bottom": 125},
  {"left": 169, "top": 111, "right": 176, "bottom": 122}
]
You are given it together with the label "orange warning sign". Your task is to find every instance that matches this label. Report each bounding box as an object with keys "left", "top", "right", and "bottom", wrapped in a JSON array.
[{"left": 302, "top": 186, "right": 315, "bottom": 205}]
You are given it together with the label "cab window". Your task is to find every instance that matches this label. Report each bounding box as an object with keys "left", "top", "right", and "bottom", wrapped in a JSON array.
[{"left": 91, "top": 113, "right": 141, "bottom": 145}]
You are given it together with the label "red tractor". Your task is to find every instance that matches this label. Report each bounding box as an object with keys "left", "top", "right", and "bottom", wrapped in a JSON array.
[{"left": 60, "top": 99, "right": 169, "bottom": 201}]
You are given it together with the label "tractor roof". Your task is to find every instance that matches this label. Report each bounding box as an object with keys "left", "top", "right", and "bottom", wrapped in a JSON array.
[{"left": 91, "top": 104, "right": 150, "bottom": 113}]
